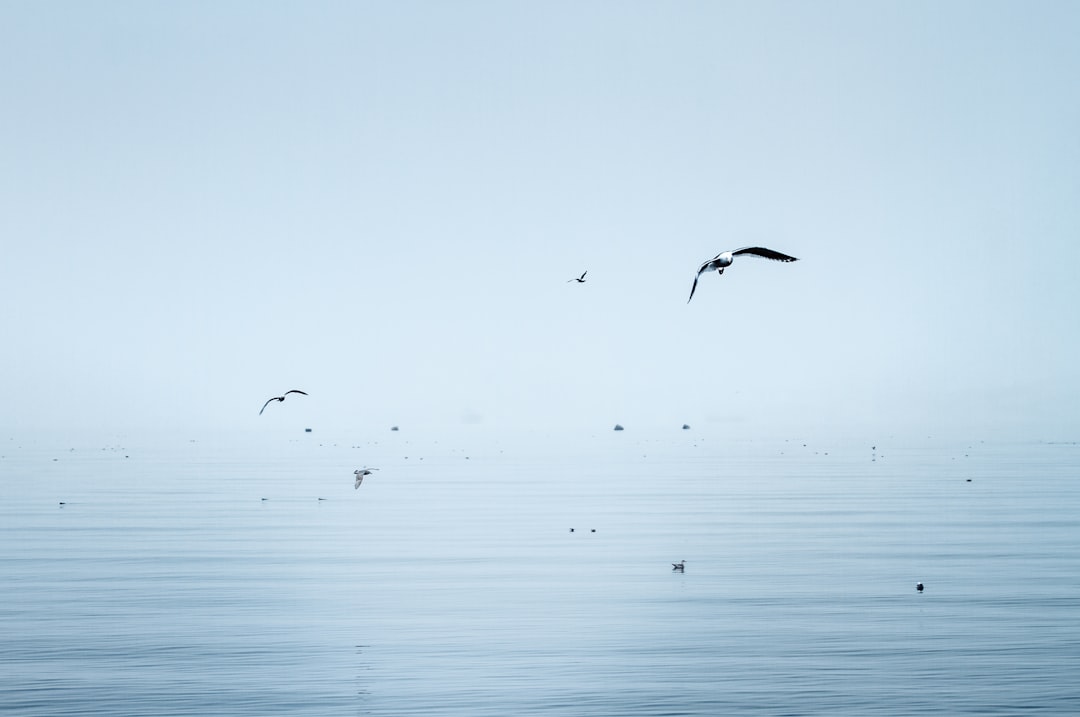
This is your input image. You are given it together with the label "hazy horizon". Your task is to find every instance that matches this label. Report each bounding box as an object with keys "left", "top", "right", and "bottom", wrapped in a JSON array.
[{"left": 3, "top": 3, "right": 1078, "bottom": 444}]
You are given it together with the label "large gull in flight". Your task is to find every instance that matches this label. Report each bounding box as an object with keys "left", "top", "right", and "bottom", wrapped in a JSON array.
[{"left": 687, "top": 247, "right": 798, "bottom": 303}]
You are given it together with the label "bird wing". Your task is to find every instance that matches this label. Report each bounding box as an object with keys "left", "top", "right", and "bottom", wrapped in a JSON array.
[
  {"left": 580, "top": 271, "right": 587, "bottom": 280},
  {"left": 687, "top": 274, "right": 701, "bottom": 303},
  {"left": 354, "top": 476, "right": 363, "bottom": 488},
  {"left": 732, "top": 247, "right": 798, "bottom": 262},
  {"left": 283, "top": 390, "right": 308, "bottom": 396},
  {"left": 258, "top": 398, "right": 277, "bottom": 415}
]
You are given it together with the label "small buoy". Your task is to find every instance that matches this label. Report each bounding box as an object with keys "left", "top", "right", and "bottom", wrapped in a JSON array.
[{"left": 916, "top": 582, "right": 924, "bottom": 592}]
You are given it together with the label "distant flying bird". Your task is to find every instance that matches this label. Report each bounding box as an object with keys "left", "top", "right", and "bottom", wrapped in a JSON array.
[
  {"left": 259, "top": 389, "right": 308, "bottom": 415},
  {"left": 354, "top": 467, "right": 378, "bottom": 489},
  {"left": 687, "top": 247, "right": 798, "bottom": 303},
  {"left": 568, "top": 271, "right": 587, "bottom": 283},
  {"left": 672, "top": 560, "right": 686, "bottom": 572}
]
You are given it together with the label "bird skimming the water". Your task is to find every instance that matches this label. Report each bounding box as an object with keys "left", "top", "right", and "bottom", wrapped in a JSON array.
[
  {"left": 354, "top": 467, "right": 378, "bottom": 489},
  {"left": 568, "top": 271, "right": 587, "bottom": 283},
  {"left": 687, "top": 247, "right": 798, "bottom": 303},
  {"left": 259, "top": 390, "right": 308, "bottom": 415}
]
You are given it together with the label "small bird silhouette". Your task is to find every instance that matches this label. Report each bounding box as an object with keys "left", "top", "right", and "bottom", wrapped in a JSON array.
[
  {"left": 259, "top": 390, "right": 308, "bottom": 415},
  {"left": 687, "top": 247, "right": 798, "bottom": 303},
  {"left": 567, "top": 271, "right": 587, "bottom": 283},
  {"left": 354, "top": 467, "right": 378, "bottom": 489},
  {"left": 672, "top": 560, "right": 686, "bottom": 572}
]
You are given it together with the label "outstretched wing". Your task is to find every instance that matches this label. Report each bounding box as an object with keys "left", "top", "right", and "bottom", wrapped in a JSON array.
[
  {"left": 283, "top": 389, "right": 308, "bottom": 397},
  {"left": 732, "top": 247, "right": 798, "bottom": 262},
  {"left": 259, "top": 397, "right": 277, "bottom": 415},
  {"left": 687, "top": 274, "right": 700, "bottom": 303}
]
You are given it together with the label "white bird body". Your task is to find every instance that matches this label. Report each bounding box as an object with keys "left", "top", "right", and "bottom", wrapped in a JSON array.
[{"left": 687, "top": 247, "right": 798, "bottom": 303}]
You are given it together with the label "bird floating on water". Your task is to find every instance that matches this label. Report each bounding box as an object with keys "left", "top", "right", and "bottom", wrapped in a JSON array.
[
  {"left": 687, "top": 247, "right": 798, "bottom": 303},
  {"left": 259, "top": 390, "right": 308, "bottom": 415},
  {"left": 672, "top": 560, "right": 686, "bottom": 572},
  {"left": 916, "top": 582, "right": 924, "bottom": 592},
  {"left": 568, "top": 271, "right": 587, "bottom": 283},
  {"left": 354, "top": 467, "right": 378, "bottom": 489}
]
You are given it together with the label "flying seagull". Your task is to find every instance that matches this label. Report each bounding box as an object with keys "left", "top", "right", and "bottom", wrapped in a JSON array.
[
  {"left": 568, "top": 271, "right": 587, "bottom": 283},
  {"left": 354, "top": 467, "right": 378, "bottom": 489},
  {"left": 259, "top": 389, "right": 308, "bottom": 415},
  {"left": 687, "top": 247, "right": 798, "bottom": 303}
]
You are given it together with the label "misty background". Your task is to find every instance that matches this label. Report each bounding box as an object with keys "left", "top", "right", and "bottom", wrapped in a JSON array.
[{"left": 2, "top": 2, "right": 1078, "bottom": 443}]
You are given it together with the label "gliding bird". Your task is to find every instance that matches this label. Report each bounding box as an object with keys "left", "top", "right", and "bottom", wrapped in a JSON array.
[
  {"left": 354, "top": 467, "right": 378, "bottom": 489},
  {"left": 687, "top": 247, "right": 798, "bottom": 303},
  {"left": 259, "top": 390, "right": 308, "bottom": 415},
  {"left": 568, "top": 271, "right": 587, "bottom": 283}
]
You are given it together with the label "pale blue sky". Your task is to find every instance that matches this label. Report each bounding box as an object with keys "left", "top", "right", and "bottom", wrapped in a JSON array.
[{"left": 2, "top": 2, "right": 1078, "bottom": 442}]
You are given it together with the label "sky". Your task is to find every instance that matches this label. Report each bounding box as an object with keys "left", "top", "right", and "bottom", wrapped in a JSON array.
[{"left": 2, "top": 1, "right": 1078, "bottom": 444}]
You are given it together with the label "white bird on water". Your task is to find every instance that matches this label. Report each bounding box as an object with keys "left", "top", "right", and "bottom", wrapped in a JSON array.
[
  {"left": 687, "top": 247, "right": 798, "bottom": 303},
  {"left": 354, "top": 467, "right": 378, "bottom": 489}
]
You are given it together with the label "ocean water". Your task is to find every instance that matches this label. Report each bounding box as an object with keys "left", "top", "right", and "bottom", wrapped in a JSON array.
[{"left": 2, "top": 430, "right": 1078, "bottom": 715}]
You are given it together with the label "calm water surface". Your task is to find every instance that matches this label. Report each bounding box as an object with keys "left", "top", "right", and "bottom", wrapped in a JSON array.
[{"left": 2, "top": 430, "right": 1078, "bottom": 715}]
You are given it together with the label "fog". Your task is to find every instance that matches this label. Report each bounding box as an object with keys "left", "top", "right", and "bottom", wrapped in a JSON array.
[{"left": 3, "top": 2, "right": 1078, "bottom": 444}]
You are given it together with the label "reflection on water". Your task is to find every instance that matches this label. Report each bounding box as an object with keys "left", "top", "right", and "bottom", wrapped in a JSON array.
[{"left": 2, "top": 433, "right": 1079, "bottom": 715}]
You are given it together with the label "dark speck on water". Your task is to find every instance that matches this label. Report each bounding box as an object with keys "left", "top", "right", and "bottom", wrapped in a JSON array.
[{"left": 1, "top": 436, "right": 1077, "bottom": 716}]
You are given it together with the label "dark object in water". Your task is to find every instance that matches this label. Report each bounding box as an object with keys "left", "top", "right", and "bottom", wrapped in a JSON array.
[
  {"left": 613, "top": 424, "right": 624, "bottom": 431},
  {"left": 916, "top": 582, "right": 924, "bottom": 592},
  {"left": 682, "top": 424, "right": 691, "bottom": 430},
  {"left": 391, "top": 426, "right": 399, "bottom": 431},
  {"left": 672, "top": 560, "right": 685, "bottom": 572},
  {"left": 305, "top": 428, "right": 312, "bottom": 433}
]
